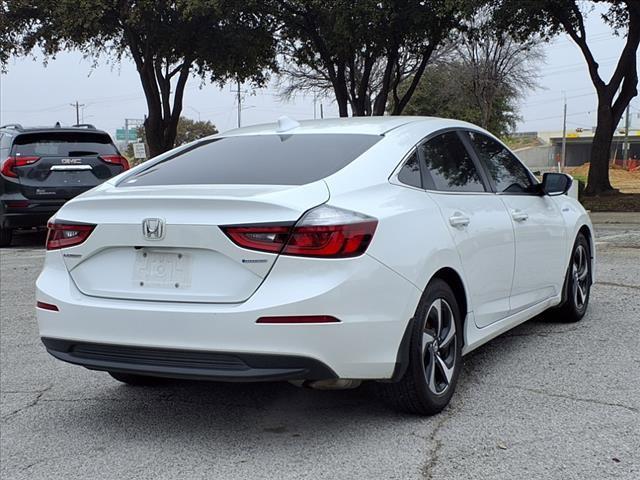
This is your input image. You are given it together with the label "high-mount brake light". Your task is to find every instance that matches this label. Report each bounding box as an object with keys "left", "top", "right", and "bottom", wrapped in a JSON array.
[
  {"left": 222, "top": 205, "right": 377, "bottom": 258},
  {"left": 46, "top": 222, "right": 96, "bottom": 250},
  {"left": 1, "top": 156, "right": 40, "bottom": 178},
  {"left": 99, "top": 154, "right": 130, "bottom": 170}
]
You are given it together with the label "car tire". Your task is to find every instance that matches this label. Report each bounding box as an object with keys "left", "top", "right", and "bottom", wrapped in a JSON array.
[
  {"left": 0, "top": 227, "right": 12, "bottom": 247},
  {"left": 550, "top": 233, "right": 592, "bottom": 323},
  {"left": 108, "top": 371, "right": 168, "bottom": 386},
  {"left": 376, "top": 279, "right": 462, "bottom": 415}
]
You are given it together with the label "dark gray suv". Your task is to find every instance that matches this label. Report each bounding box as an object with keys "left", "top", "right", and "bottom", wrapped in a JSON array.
[{"left": 0, "top": 123, "right": 129, "bottom": 246}]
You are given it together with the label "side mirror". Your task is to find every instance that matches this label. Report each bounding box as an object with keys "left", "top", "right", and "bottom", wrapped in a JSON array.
[{"left": 542, "top": 172, "right": 572, "bottom": 196}]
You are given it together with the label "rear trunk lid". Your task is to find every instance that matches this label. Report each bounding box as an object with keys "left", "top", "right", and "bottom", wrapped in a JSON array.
[
  {"left": 11, "top": 131, "right": 124, "bottom": 200},
  {"left": 56, "top": 182, "right": 329, "bottom": 303}
]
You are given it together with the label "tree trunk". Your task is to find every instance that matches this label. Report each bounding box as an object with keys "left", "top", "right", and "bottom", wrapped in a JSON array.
[{"left": 585, "top": 106, "right": 615, "bottom": 195}]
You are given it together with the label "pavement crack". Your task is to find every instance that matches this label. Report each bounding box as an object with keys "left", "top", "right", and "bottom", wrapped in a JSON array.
[
  {"left": 595, "top": 281, "right": 640, "bottom": 291},
  {"left": 421, "top": 404, "right": 458, "bottom": 480},
  {"left": 1, "top": 384, "right": 52, "bottom": 421},
  {"left": 503, "top": 385, "right": 638, "bottom": 414}
]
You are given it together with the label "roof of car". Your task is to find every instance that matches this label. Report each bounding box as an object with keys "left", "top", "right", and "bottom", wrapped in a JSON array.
[
  {"left": 0, "top": 124, "right": 110, "bottom": 136},
  {"left": 219, "top": 116, "right": 480, "bottom": 137}
]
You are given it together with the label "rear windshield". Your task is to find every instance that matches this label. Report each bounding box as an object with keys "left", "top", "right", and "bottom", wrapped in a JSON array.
[
  {"left": 12, "top": 132, "right": 117, "bottom": 157},
  {"left": 119, "top": 134, "right": 381, "bottom": 187}
]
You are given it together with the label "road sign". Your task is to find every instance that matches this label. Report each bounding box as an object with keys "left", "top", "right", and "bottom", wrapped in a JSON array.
[
  {"left": 116, "top": 128, "right": 139, "bottom": 141},
  {"left": 132, "top": 142, "right": 147, "bottom": 160}
]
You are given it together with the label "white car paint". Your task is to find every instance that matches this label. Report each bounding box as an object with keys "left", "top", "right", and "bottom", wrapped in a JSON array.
[{"left": 36, "top": 116, "right": 594, "bottom": 380}]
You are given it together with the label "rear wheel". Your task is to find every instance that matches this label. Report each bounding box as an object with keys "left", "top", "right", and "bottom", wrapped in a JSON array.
[
  {"left": 550, "top": 233, "right": 591, "bottom": 322},
  {"left": 108, "top": 371, "right": 168, "bottom": 386},
  {"left": 376, "top": 279, "right": 462, "bottom": 415},
  {"left": 0, "top": 227, "right": 12, "bottom": 247}
]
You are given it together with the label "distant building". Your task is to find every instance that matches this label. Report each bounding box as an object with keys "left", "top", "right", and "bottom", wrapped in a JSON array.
[{"left": 514, "top": 128, "right": 640, "bottom": 169}]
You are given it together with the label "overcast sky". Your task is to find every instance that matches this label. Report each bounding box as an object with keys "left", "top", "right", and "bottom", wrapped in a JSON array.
[{"left": 1, "top": 6, "right": 638, "bottom": 139}]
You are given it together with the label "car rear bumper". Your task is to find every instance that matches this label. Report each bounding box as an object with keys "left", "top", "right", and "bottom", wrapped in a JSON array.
[
  {"left": 41, "top": 337, "right": 337, "bottom": 382},
  {"left": 36, "top": 250, "right": 421, "bottom": 380}
]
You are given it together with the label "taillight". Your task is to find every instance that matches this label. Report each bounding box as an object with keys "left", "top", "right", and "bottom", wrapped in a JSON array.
[
  {"left": 1, "top": 156, "right": 40, "bottom": 178},
  {"left": 46, "top": 222, "right": 96, "bottom": 250},
  {"left": 100, "top": 154, "right": 130, "bottom": 170},
  {"left": 222, "top": 205, "right": 377, "bottom": 258}
]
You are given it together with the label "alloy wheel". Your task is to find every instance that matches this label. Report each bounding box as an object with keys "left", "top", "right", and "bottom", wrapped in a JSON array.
[
  {"left": 572, "top": 244, "right": 589, "bottom": 309},
  {"left": 421, "top": 298, "right": 457, "bottom": 396}
]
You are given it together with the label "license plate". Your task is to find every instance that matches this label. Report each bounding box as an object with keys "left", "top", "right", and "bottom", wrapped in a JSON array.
[{"left": 133, "top": 250, "right": 191, "bottom": 289}]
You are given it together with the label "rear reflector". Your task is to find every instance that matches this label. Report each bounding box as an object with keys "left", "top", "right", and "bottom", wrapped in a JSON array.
[
  {"left": 4, "top": 200, "right": 30, "bottom": 208},
  {"left": 1, "top": 156, "right": 41, "bottom": 178},
  {"left": 99, "top": 154, "right": 130, "bottom": 170},
  {"left": 256, "top": 316, "right": 340, "bottom": 324},
  {"left": 36, "top": 301, "right": 59, "bottom": 311},
  {"left": 46, "top": 222, "right": 96, "bottom": 250},
  {"left": 222, "top": 205, "right": 377, "bottom": 258}
]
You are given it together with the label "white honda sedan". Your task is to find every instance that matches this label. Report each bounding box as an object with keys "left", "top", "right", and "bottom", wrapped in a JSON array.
[{"left": 36, "top": 117, "right": 594, "bottom": 415}]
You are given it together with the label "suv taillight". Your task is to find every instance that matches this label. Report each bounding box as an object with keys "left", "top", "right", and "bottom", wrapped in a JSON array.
[
  {"left": 46, "top": 222, "right": 96, "bottom": 250},
  {"left": 1, "top": 156, "right": 40, "bottom": 178},
  {"left": 222, "top": 205, "right": 377, "bottom": 258},
  {"left": 100, "top": 154, "right": 130, "bottom": 170}
]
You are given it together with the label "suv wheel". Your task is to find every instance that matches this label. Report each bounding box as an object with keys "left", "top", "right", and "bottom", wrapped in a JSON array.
[
  {"left": 0, "top": 227, "right": 12, "bottom": 247},
  {"left": 376, "top": 279, "right": 462, "bottom": 415}
]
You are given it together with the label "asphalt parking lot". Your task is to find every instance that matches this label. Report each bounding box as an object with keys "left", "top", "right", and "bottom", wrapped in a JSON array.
[{"left": 1, "top": 222, "right": 639, "bottom": 479}]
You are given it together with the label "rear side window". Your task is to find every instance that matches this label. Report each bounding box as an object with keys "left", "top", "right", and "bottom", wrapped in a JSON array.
[
  {"left": 467, "top": 131, "right": 535, "bottom": 194},
  {"left": 12, "top": 132, "right": 117, "bottom": 157},
  {"left": 397, "top": 151, "right": 422, "bottom": 188},
  {"left": 418, "top": 132, "right": 486, "bottom": 193},
  {"left": 120, "top": 134, "right": 381, "bottom": 187}
]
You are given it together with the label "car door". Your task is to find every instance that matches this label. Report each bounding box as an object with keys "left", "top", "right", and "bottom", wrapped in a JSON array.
[
  {"left": 464, "top": 130, "right": 566, "bottom": 314},
  {"left": 418, "top": 130, "right": 516, "bottom": 328}
]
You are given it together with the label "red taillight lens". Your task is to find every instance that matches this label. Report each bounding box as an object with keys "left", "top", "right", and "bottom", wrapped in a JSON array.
[
  {"left": 256, "top": 315, "right": 340, "bottom": 324},
  {"left": 100, "top": 154, "right": 130, "bottom": 170},
  {"left": 222, "top": 206, "right": 377, "bottom": 258},
  {"left": 284, "top": 222, "right": 377, "bottom": 257},
  {"left": 1, "top": 156, "right": 40, "bottom": 178},
  {"left": 46, "top": 222, "right": 96, "bottom": 250}
]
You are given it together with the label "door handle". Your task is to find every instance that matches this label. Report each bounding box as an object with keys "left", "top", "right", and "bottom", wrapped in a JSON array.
[
  {"left": 449, "top": 212, "right": 470, "bottom": 228},
  {"left": 511, "top": 209, "right": 529, "bottom": 222}
]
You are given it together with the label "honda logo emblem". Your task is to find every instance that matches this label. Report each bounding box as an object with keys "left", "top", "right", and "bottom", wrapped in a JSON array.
[{"left": 142, "top": 218, "right": 165, "bottom": 240}]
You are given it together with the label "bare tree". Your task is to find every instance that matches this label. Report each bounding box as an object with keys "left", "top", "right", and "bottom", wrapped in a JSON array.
[
  {"left": 455, "top": 15, "right": 544, "bottom": 130},
  {"left": 275, "top": 0, "right": 467, "bottom": 117}
]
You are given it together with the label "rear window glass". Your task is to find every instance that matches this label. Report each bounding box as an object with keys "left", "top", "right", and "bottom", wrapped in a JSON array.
[
  {"left": 119, "top": 134, "right": 381, "bottom": 187},
  {"left": 12, "top": 132, "right": 117, "bottom": 157}
]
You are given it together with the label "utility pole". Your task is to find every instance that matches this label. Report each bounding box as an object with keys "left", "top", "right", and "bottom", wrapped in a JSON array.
[
  {"left": 320, "top": 103, "right": 324, "bottom": 119},
  {"left": 70, "top": 100, "right": 85, "bottom": 125},
  {"left": 622, "top": 105, "right": 630, "bottom": 167},
  {"left": 560, "top": 93, "right": 567, "bottom": 172},
  {"left": 237, "top": 79, "right": 241, "bottom": 128},
  {"left": 313, "top": 91, "right": 317, "bottom": 120}
]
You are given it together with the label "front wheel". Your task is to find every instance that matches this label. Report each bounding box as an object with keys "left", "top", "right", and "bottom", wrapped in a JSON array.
[
  {"left": 376, "top": 279, "right": 462, "bottom": 415},
  {"left": 551, "top": 233, "right": 592, "bottom": 323}
]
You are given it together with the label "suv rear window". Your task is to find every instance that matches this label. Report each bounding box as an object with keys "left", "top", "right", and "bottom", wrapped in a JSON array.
[
  {"left": 119, "top": 134, "right": 381, "bottom": 187},
  {"left": 12, "top": 132, "right": 117, "bottom": 157}
]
